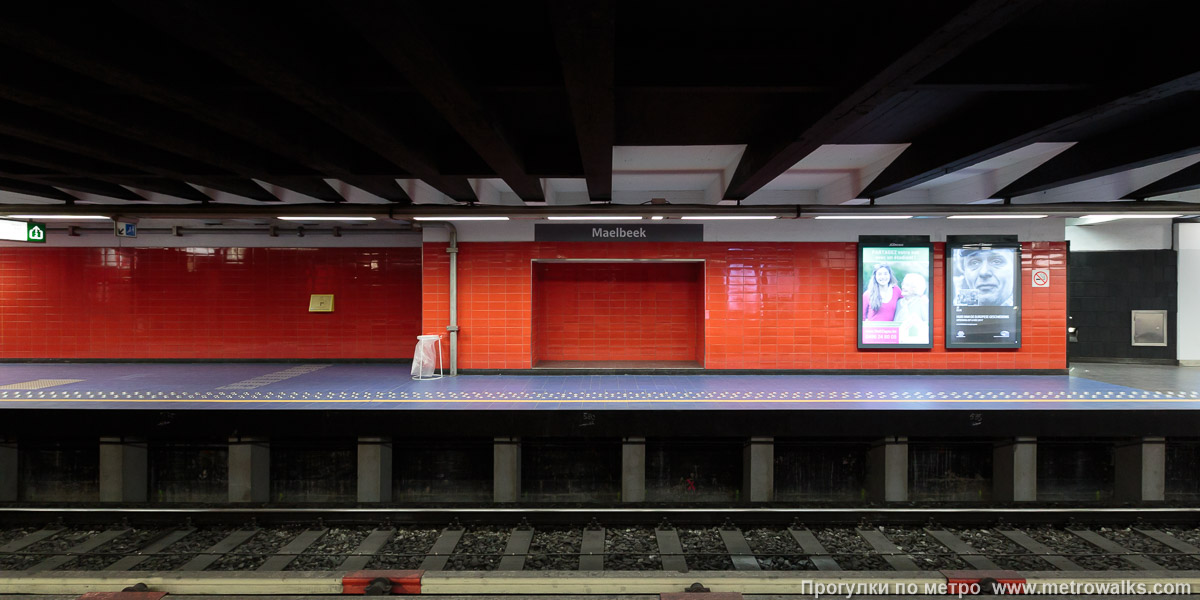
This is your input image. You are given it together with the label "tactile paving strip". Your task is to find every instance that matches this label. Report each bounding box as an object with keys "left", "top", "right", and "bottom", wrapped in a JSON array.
[
  {"left": 216, "top": 365, "right": 330, "bottom": 390},
  {"left": 0, "top": 389, "right": 1196, "bottom": 403},
  {"left": 0, "top": 379, "right": 83, "bottom": 390}
]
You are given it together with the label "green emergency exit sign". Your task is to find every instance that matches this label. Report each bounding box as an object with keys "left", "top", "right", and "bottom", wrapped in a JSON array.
[{"left": 0, "top": 218, "right": 46, "bottom": 243}]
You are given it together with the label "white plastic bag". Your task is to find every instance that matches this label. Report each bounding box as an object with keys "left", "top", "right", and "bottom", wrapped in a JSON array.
[{"left": 411, "top": 336, "right": 440, "bottom": 379}]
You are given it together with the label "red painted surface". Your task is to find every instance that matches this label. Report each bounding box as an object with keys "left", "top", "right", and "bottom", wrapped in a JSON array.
[
  {"left": 533, "top": 262, "right": 703, "bottom": 363},
  {"left": 78, "top": 593, "right": 168, "bottom": 600},
  {"left": 943, "top": 570, "right": 1026, "bottom": 594},
  {"left": 422, "top": 241, "right": 1068, "bottom": 370},
  {"left": 0, "top": 247, "right": 421, "bottom": 359},
  {"left": 341, "top": 570, "right": 423, "bottom": 595}
]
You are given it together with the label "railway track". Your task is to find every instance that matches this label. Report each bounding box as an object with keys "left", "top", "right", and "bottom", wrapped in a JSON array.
[{"left": 3, "top": 508, "right": 1200, "bottom": 596}]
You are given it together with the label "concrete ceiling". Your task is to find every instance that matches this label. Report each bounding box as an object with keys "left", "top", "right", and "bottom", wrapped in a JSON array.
[{"left": 0, "top": 1, "right": 1198, "bottom": 221}]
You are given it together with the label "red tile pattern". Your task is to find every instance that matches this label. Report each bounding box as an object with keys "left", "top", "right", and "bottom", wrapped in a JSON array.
[
  {"left": 0, "top": 247, "right": 422, "bottom": 359},
  {"left": 421, "top": 241, "right": 1068, "bottom": 370},
  {"left": 533, "top": 262, "right": 703, "bottom": 363}
]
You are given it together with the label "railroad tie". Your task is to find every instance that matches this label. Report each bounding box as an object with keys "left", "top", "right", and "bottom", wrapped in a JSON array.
[
  {"left": 25, "top": 528, "right": 130, "bottom": 572},
  {"left": 1068, "top": 529, "right": 1163, "bottom": 570},
  {"left": 579, "top": 527, "right": 605, "bottom": 571},
  {"left": 339, "top": 528, "right": 395, "bottom": 571},
  {"left": 996, "top": 529, "right": 1082, "bottom": 571},
  {"left": 497, "top": 527, "right": 535, "bottom": 571},
  {"left": 257, "top": 528, "right": 328, "bottom": 571},
  {"left": 718, "top": 528, "right": 761, "bottom": 571},
  {"left": 0, "top": 527, "right": 64, "bottom": 555},
  {"left": 925, "top": 529, "right": 1000, "bottom": 571},
  {"left": 1136, "top": 528, "right": 1200, "bottom": 561},
  {"left": 106, "top": 528, "right": 196, "bottom": 571},
  {"left": 178, "top": 529, "right": 258, "bottom": 571},
  {"left": 788, "top": 528, "right": 840, "bottom": 571},
  {"left": 857, "top": 529, "right": 919, "bottom": 571},
  {"left": 655, "top": 527, "right": 688, "bottom": 572},
  {"left": 418, "top": 526, "right": 464, "bottom": 571}
]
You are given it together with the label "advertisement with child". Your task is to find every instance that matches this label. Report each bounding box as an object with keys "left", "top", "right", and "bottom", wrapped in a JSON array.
[{"left": 858, "top": 237, "right": 932, "bottom": 349}]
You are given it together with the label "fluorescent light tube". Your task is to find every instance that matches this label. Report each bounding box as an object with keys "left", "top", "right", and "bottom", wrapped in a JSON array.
[
  {"left": 412, "top": 216, "right": 510, "bottom": 221},
  {"left": 814, "top": 215, "right": 912, "bottom": 220},
  {"left": 546, "top": 216, "right": 642, "bottom": 220},
  {"left": 277, "top": 216, "right": 377, "bottom": 221},
  {"left": 1081, "top": 214, "right": 1181, "bottom": 219},
  {"left": 947, "top": 214, "right": 1048, "bottom": 219},
  {"left": 679, "top": 215, "right": 778, "bottom": 220},
  {"left": 6, "top": 215, "right": 111, "bottom": 220}
]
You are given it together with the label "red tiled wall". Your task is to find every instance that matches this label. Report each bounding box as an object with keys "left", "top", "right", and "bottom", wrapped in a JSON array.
[
  {"left": 421, "top": 241, "right": 1068, "bottom": 370},
  {"left": 0, "top": 247, "right": 422, "bottom": 359},
  {"left": 532, "top": 262, "right": 703, "bottom": 363}
]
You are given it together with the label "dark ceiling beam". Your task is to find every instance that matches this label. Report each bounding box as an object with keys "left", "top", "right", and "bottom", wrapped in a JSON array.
[
  {"left": 0, "top": 118, "right": 281, "bottom": 203},
  {"left": 549, "top": 1, "right": 614, "bottom": 202},
  {"left": 183, "top": 179, "right": 281, "bottom": 203},
  {"left": 113, "top": 0, "right": 476, "bottom": 202},
  {"left": 862, "top": 70, "right": 1200, "bottom": 198},
  {"left": 338, "top": 3, "right": 544, "bottom": 202},
  {"left": 104, "top": 178, "right": 214, "bottom": 203},
  {"left": 0, "top": 142, "right": 213, "bottom": 202},
  {"left": 993, "top": 103, "right": 1200, "bottom": 198},
  {"left": 723, "top": 0, "right": 1042, "bottom": 201},
  {"left": 0, "top": 20, "right": 410, "bottom": 204},
  {"left": 0, "top": 176, "right": 79, "bottom": 202},
  {"left": 37, "top": 177, "right": 147, "bottom": 201},
  {"left": 335, "top": 177, "right": 410, "bottom": 204},
  {"left": 0, "top": 78, "right": 343, "bottom": 202},
  {"left": 0, "top": 167, "right": 145, "bottom": 201},
  {"left": 1123, "top": 161, "right": 1200, "bottom": 199}
]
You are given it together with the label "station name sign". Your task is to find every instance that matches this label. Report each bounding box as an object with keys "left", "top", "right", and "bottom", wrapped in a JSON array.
[
  {"left": 535, "top": 223, "right": 702, "bottom": 242},
  {"left": 0, "top": 218, "right": 46, "bottom": 243}
]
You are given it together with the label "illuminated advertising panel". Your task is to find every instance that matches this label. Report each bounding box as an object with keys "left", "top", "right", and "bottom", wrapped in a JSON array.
[
  {"left": 858, "top": 236, "right": 933, "bottom": 349},
  {"left": 946, "top": 235, "right": 1022, "bottom": 349}
]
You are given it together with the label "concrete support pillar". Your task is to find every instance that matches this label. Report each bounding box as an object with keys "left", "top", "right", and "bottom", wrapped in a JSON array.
[
  {"left": 993, "top": 437, "right": 1038, "bottom": 502},
  {"left": 1115, "top": 437, "right": 1166, "bottom": 502},
  {"left": 494, "top": 437, "right": 520, "bottom": 503},
  {"left": 99, "top": 437, "right": 147, "bottom": 503},
  {"left": 357, "top": 436, "right": 393, "bottom": 503},
  {"left": 621, "top": 437, "right": 646, "bottom": 503},
  {"left": 228, "top": 437, "right": 270, "bottom": 503},
  {"left": 743, "top": 437, "right": 774, "bottom": 503},
  {"left": 867, "top": 436, "right": 907, "bottom": 502},
  {"left": 0, "top": 439, "right": 16, "bottom": 502}
]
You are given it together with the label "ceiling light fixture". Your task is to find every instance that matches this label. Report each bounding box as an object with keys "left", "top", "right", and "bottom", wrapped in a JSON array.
[
  {"left": 1081, "top": 214, "right": 1181, "bottom": 219},
  {"left": 651, "top": 216, "right": 665, "bottom": 220},
  {"left": 277, "top": 216, "right": 377, "bottom": 221},
  {"left": 6, "top": 214, "right": 111, "bottom": 220},
  {"left": 412, "top": 216, "right": 510, "bottom": 221},
  {"left": 946, "top": 214, "right": 1048, "bottom": 219},
  {"left": 679, "top": 215, "right": 778, "bottom": 220},
  {"left": 546, "top": 216, "right": 642, "bottom": 220},
  {"left": 814, "top": 215, "right": 913, "bottom": 220}
]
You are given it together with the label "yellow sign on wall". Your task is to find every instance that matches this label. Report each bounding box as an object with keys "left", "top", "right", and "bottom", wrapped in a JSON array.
[{"left": 308, "top": 294, "right": 334, "bottom": 312}]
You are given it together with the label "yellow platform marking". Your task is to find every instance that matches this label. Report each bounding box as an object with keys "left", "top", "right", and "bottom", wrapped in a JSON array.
[
  {"left": 0, "top": 396, "right": 1195, "bottom": 404},
  {"left": 0, "top": 379, "right": 84, "bottom": 390}
]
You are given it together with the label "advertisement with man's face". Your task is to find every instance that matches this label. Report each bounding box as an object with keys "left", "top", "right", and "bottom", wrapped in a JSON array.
[
  {"left": 947, "top": 242, "right": 1022, "bottom": 348},
  {"left": 858, "top": 237, "right": 933, "bottom": 349}
]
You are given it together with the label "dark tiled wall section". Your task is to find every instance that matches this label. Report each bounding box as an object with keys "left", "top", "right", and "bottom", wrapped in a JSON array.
[
  {"left": 0, "top": 247, "right": 422, "bottom": 359},
  {"left": 1068, "top": 250, "right": 1177, "bottom": 361}
]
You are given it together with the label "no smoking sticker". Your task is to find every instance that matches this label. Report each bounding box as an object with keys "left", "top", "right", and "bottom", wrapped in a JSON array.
[{"left": 1032, "top": 268, "right": 1050, "bottom": 287}]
